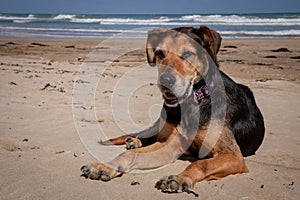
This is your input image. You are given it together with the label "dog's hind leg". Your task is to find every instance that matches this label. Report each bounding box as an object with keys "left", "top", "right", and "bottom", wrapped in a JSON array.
[
  {"left": 155, "top": 153, "right": 248, "bottom": 193},
  {"left": 155, "top": 126, "right": 249, "bottom": 193}
]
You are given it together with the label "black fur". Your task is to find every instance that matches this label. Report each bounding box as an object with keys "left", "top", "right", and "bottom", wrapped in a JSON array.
[
  {"left": 136, "top": 27, "right": 265, "bottom": 157},
  {"left": 221, "top": 72, "right": 265, "bottom": 156},
  {"left": 156, "top": 71, "right": 265, "bottom": 157}
]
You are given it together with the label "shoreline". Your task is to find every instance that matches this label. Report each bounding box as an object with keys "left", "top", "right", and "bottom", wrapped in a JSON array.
[
  {"left": 1, "top": 13, "right": 299, "bottom": 39},
  {"left": 1, "top": 36, "right": 300, "bottom": 39}
]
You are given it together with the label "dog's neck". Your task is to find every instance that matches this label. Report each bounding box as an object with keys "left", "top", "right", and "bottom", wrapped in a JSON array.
[{"left": 193, "top": 73, "right": 217, "bottom": 103}]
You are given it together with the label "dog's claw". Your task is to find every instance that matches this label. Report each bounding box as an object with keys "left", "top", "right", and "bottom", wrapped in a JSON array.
[
  {"left": 155, "top": 175, "right": 198, "bottom": 196},
  {"left": 168, "top": 176, "right": 180, "bottom": 191},
  {"left": 155, "top": 178, "right": 168, "bottom": 192},
  {"left": 155, "top": 176, "right": 181, "bottom": 193},
  {"left": 80, "top": 165, "right": 90, "bottom": 178},
  {"left": 125, "top": 136, "right": 142, "bottom": 150},
  {"left": 80, "top": 165, "right": 89, "bottom": 173},
  {"left": 80, "top": 163, "right": 117, "bottom": 181},
  {"left": 182, "top": 183, "right": 199, "bottom": 197},
  {"left": 80, "top": 165, "right": 100, "bottom": 180}
]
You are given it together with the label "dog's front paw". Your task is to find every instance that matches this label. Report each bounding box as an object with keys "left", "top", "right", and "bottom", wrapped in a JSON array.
[
  {"left": 155, "top": 175, "right": 197, "bottom": 196},
  {"left": 155, "top": 175, "right": 183, "bottom": 193},
  {"left": 81, "top": 162, "right": 119, "bottom": 181},
  {"left": 125, "top": 136, "right": 142, "bottom": 150}
]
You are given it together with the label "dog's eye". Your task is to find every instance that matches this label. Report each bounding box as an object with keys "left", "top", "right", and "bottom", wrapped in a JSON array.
[
  {"left": 181, "top": 51, "right": 194, "bottom": 60},
  {"left": 155, "top": 50, "right": 165, "bottom": 59}
]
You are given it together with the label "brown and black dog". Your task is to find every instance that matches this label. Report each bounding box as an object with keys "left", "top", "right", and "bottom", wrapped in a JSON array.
[{"left": 81, "top": 26, "right": 265, "bottom": 194}]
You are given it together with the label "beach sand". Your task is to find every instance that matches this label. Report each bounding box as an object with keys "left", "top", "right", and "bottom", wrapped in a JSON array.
[{"left": 0, "top": 37, "right": 299, "bottom": 199}]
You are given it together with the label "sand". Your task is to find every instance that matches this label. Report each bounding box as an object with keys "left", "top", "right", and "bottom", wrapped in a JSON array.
[{"left": 0, "top": 37, "right": 299, "bottom": 200}]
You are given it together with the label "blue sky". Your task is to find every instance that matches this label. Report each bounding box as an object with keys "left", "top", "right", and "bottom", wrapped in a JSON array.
[{"left": 0, "top": 0, "right": 299, "bottom": 14}]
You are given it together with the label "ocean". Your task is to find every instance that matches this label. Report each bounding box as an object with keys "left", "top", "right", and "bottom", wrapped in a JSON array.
[{"left": 0, "top": 13, "right": 299, "bottom": 38}]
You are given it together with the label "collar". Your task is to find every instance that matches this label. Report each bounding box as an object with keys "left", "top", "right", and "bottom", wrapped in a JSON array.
[{"left": 193, "top": 73, "right": 217, "bottom": 103}]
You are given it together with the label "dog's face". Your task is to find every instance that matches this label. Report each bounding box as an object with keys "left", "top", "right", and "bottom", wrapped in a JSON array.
[{"left": 146, "top": 26, "right": 222, "bottom": 107}]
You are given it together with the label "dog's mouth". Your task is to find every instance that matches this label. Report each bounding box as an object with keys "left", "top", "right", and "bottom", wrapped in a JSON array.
[
  {"left": 161, "top": 80, "right": 194, "bottom": 107},
  {"left": 163, "top": 91, "right": 179, "bottom": 107}
]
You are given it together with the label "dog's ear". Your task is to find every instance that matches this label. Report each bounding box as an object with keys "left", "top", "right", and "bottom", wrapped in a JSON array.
[
  {"left": 146, "top": 28, "right": 168, "bottom": 67},
  {"left": 196, "top": 26, "right": 222, "bottom": 63}
]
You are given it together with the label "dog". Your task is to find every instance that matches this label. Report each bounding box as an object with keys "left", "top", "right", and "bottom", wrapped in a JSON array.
[{"left": 81, "top": 25, "right": 265, "bottom": 194}]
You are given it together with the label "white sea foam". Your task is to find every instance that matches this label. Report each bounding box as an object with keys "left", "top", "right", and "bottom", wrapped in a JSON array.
[
  {"left": 70, "top": 17, "right": 172, "bottom": 24},
  {"left": 220, "top": 29, "right": 300, "bottom": 36},
  {"left": 1, "top": 13, "right": 300, "bottom": 38},
  {"left": 53, "top": 14, "right": 76, "bottom": 20},
  {"left": 1, "top": 26, "right": 299, "bottom": 38},
  {"left": 0, "top": 14, "right": 35, "bottom": 21},
  {"left": 69, "top": 14, "right": 300, "bottom": 26},
  {"left": 0, "top": 14, "right": 38, "bottom": 23},
  {"left": 70, "top": 18, "right": 102, "bottom": 23},
  {"left": 0, "top": 26, "right": 147, "bottom": 33},
  {"left": 27, "top": 14, "right": 35, "bottom": 19},
  {"left": 179, "top": 14, "right": 300, "bottom": 26},
  {"left": 1, "top": 13, "right": 299, "bottom": 26}
]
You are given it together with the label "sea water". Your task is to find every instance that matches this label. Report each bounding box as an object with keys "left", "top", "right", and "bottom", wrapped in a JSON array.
[{"left": 0, "top": 13, "right": 299, "bottom": 38}]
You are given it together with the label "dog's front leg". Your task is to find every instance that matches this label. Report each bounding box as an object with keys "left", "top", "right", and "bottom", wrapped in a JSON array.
[
  {"left": 100, "top": 117, "right": 162, "bottom": 148},
  {"left": 81, "top": 123, "right": 189, "bottom": 181}
]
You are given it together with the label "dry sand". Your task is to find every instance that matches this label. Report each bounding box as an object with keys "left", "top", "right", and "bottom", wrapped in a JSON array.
[{"left": 0, "top": 37, "right": 299, "bottom": 200}]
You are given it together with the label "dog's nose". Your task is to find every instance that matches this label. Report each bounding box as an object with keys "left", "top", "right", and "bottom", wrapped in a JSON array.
[{"left": 159, "top": 74, "right": 176, "bottom": 87}]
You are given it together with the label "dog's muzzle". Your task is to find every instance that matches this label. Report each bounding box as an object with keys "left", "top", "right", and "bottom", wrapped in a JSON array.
[{"left": 159, "top": 73, "right": 179, "bottom": 107}]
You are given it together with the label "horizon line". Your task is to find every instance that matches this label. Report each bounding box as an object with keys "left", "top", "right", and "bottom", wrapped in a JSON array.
[{"left": 1, "top": 11, "right": 299, "bottom": 15}]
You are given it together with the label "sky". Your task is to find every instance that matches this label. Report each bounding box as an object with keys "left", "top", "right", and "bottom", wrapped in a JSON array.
[{"left": 0, "top": 0, "right": 299, "bottom": 14}]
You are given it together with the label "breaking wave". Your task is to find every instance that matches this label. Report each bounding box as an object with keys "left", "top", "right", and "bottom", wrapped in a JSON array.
[{"left": 0, "top": 13, "right": 299, "bottom": 38}]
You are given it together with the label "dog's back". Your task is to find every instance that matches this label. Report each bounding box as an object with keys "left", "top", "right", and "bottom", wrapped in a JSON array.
[{"left": 222, "top": 72, "right": 265, "bottom": 156}]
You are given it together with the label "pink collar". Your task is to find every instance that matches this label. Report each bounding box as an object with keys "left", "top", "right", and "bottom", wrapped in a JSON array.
[{"left": 193, "top": 74, "right": 217, "bottom": 103}]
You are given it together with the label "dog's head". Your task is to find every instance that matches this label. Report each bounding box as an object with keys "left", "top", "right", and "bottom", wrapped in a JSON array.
[{"left": 146, "top": 26, "right": 222, "bottom": 107}]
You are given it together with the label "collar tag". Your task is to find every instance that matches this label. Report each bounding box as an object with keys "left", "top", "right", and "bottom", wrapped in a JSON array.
[
  {"left": 193, "top": 73, "right": 217, "bottom": 103},
  {"left": 194, "top": 85, "right": 210, "bottom": 102}
]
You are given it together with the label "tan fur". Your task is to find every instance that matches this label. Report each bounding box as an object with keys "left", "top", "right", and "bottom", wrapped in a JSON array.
[{"left": 81, "top": 26, "right": 249, "bottom": 192}]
